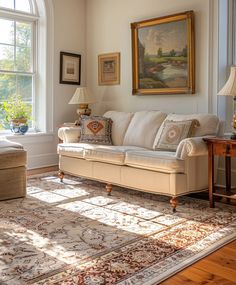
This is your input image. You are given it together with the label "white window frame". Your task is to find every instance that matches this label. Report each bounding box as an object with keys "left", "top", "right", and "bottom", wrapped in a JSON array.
[
  {"left": 0, "top": 3, "right": 38, "bottom": 133},
  {"left": 215, "top": 0, "right": 235, "bottom": 133},
  {"left": 0, "top": 0, "right": 54, "bottom": 135}
]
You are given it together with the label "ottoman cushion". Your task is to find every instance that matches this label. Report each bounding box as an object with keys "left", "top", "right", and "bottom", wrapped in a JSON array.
[
  {"left": 0, "top": 139, "right": 27, "bottom": 201},
  {"left": 0, "top": 147, "right": 27, "bottom": 169}
]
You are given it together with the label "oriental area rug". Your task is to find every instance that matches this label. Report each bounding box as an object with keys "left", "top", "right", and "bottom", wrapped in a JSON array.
[{"left": 0, "top": 173, "right": 235, "bottom": 285}]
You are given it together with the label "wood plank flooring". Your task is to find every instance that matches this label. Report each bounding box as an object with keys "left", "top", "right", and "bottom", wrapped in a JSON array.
[
  {"left": 160, "top": 240, "right": 236, "bottom": 285},
  {"left": 27, "top": 166, "right": 236, "bottom": 285}
]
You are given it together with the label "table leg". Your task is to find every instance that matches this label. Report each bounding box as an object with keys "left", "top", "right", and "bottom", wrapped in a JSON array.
[
  {"left": 208, "top": 144, "right": 215, "bottom": 208},
  {"left": 225, "top": 156, "right": 231, "bottom": 204}
]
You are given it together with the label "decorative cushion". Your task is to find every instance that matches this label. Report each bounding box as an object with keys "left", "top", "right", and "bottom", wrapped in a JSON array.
[
  {"left": 155, "top": 119, "right": 199, "bottom": 151},
  {"left": 153, "top": 114, "right": 219, "bottom": 148},
  {"left": 79, "top": 116, "right": 113, "bottom": 145}
]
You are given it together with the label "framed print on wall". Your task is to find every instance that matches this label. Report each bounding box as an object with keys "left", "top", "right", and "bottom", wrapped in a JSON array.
[
  {"left": 98, "top": 52, "right": 120, "bottom": 85},
  {"left": 60, "top": 52, "right": 81, "bottom": 85},
  {"left": 131, "top": 11, "right": 195, "bottom": 95}
]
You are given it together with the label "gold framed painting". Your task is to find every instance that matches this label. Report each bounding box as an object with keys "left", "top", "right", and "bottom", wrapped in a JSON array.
[
  {"left": 131, "top": 11, "right": 195, "bottom": 95},
  {"left": 98, "top": 52, "right": 120, "bottom": 85}
]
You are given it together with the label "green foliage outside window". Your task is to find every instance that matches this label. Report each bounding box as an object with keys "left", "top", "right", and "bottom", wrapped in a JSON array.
[{"left": 0, "top": 20, "right": 33, "bottom": 130}]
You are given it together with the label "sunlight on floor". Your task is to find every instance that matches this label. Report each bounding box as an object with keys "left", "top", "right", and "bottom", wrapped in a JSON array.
[
  {"left": 26, "top": 177, "right": 182, "bottom": 236},
  {"left": 27, "top": 177, "right": 90, "bottom": 203},
  {"left": 57, "top": 196, "right": 169, "bottom": 235}
]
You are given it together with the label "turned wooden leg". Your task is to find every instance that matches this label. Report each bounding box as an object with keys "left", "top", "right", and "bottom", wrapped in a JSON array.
[
  {"left": 58, "top": 170, "right": 64, "bottom": 182},
  {"left": 106, "top": 183, "right": 112, "bottom": 196},
  {"left": 170, "top": 196, "right": 178, "bottom": 213}
]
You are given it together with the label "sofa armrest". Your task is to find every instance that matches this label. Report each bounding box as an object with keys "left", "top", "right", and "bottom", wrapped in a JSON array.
[
  {"left": 58, "top": 126, "right": 81, "bottom": 143},
  {"left": 175, "top": 136, "right": 213, "bottom": 159}
]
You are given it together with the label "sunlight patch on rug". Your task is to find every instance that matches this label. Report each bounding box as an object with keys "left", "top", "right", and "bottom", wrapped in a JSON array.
[{"left": 0, "top": 173, "right": 235, "bottom": 285}]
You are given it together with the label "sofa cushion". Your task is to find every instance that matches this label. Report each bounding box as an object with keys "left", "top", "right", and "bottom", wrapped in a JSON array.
[
  {"left": 104, "top": 111, "right": 134, "bottom": 145},
  {"left": 80, "top": 116, "right": 113, "bottom": 145},
  {"left": 155, "top": 119, "right": 199, "bottom": 151},
  {"left": 153, "top": 113, "right": 220, "bottom": 149},
  {"left": 123, "top": 110, "right": 167, "bottom": 149},
  {"left": 84, "top": 145, "right": 147, "bottom": 165},
  {"left": 57, "top": 143, "right": 85, "bottom": 158},
  {"left": 125, "top": 150, "right": 184, "bottom": 173}
]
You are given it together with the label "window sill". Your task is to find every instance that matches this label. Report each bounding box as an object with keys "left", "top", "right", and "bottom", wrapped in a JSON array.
[{"left": 1, "top": 131, "right": 56, "bottom": 144}]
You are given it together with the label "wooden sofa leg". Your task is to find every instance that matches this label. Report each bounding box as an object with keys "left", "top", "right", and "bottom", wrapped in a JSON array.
[
  {"left": 106, "top": 183, "right": 112, "bottom": 196},
  {"left": 58, "top": 170, "right": 65, "bottom": 182},
  {"left": 170, "top": 196, "right": 178, "bottom": 213}
]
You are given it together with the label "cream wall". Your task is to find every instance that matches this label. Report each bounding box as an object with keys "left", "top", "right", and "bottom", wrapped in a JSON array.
[
  {"left": 53, "top": 0, "right": 86, "bottom": 127},
  {"left": 86, "top": 0, "right": 212, "bottom": 115}
]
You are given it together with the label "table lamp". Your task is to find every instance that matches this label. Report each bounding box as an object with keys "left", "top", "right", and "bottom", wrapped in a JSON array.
[
  {"left": 69, "top": 87, "right": 95, "bottom": 116},
  {"left": 218, "top": 66, "right": 236, "bottom": 139}
]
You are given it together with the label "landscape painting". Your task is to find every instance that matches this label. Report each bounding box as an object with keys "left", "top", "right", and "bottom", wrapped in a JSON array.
[{"left": 131, "top": 11, "right": 195, "bottom": 95}]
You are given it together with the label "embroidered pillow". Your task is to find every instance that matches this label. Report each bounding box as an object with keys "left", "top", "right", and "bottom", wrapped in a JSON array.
[
  {"left": 79, "top": 116, "right": 113, "bottom": 145},
  {"left": 155, "top": 119, "right": 199, "bottom": 151}
]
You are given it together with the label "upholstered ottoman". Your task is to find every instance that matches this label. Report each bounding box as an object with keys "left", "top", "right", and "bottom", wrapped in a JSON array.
[{"left": 0, "top": 139, "right": 27, "bottom": 200}]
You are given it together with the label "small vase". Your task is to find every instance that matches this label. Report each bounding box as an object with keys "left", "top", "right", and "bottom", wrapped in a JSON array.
[{"left": 10, "top": 118, "right": 29, "bottom": 135}]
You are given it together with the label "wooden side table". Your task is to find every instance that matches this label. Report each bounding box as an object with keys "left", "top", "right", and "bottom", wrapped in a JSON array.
[{"left": 203, "top": 137, "right": 236, "bottom": 207}]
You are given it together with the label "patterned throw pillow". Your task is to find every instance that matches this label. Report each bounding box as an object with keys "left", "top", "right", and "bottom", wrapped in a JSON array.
[
  {"left": 155, "top": 119, "right": 199, "bottom": 151},
  {"left": 79, "top": 116, "right": 113, "bottom": 145}
]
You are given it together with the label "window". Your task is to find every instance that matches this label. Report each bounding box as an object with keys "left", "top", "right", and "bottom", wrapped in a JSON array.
[
  {"left": 0, "top": 0, "right": 36, "bottom": 130},
  {"left": 0, "top": 0, "right": 32, "bottom": 13}
]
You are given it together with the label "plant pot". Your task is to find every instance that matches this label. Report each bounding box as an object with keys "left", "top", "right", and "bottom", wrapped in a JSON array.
[{"left": 10, "top": 118, "right": 29, "bottom": 135}]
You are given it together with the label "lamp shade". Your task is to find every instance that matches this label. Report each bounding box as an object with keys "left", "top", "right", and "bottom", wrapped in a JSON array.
[
  {"left": 69, "top": 87, "right": 95, "bottom": 104},
  {"left": 218, "top": 66, "right": 236, "bottom": 96}
]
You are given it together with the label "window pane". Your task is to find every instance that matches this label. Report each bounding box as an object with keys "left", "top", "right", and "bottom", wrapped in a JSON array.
[
  {"left": 15, "top": 0, "right": 31, "bottom": 13},
  {"left": 0, "top": 0, "right": 14, "bottom": 10},
  {"left": 0, "top": 44, "right": 14, "bottom": 71},
  {"left": 0, "top": 73, "right": 16, "bottom": 101},
  {"left": 16, "top": 46, "right": 31, "bottom": 71},
  {"left": 0, "top": 19, "right": 14, "bottom": 45},
  {"left": 16, "top": 22, "right": 32, "bottom": 47},
  {"left": 17, "top": 75, "right": 32, "bottom": 101}
]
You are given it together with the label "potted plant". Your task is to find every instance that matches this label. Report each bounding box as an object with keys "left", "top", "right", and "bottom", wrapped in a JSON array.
[{"left": 0, "top": 94, "right": 32, "bottom": 135}]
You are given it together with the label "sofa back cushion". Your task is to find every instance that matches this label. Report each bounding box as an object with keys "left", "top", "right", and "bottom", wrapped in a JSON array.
[
  {"left": 123, "top": 110, "right": 167, "bottom": 149},
  {"left": 153, "top": 113, "right": 220, "bottom": 149},
  {"left": 103, "top": 111, "right": 134, "bottom": 145}
]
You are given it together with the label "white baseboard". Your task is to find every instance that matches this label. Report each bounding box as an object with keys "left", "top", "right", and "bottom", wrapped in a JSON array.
[{"left": 27, "top": 153, "right": 58, "bottom": 169}]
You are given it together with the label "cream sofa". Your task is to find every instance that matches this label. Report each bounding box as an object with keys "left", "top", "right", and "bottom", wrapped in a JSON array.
[{"left": 58, "top": 110, "right": 220, "bottom": 211}]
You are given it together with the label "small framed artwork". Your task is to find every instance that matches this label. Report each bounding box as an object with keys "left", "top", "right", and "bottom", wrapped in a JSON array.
[
  {"left": 98, "top": 52, "right": 120, "bottom": 85},
  {"left": 60, "top": 52, "right": 81, "bottom": 85},
  {"left": 131, "top": 11, "right": 195, "bottom": 95}
]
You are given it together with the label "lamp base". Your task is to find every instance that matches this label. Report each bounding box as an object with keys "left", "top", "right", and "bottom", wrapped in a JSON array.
[{"left": 76, "top": 104, "right": 91, "bottom": 116}]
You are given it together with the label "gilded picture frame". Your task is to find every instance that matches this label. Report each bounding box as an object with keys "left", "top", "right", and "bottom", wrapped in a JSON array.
[
  {"left": 98, "top": 52, "right": 120, "bottom": 85},
  {"left": 131, "top": 11, "right": 195, "bottom": 95},
  {"left": 60, "top": 52, "right": 81, "bottom": 85}
]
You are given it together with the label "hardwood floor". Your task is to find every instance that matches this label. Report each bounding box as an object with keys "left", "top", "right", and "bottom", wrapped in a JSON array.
[
  {"left": 27, "top": 166, "right": 236, "bottom": 285},
  {"left": 160, "top": 240, "right": 236, "bottom": 285}
]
